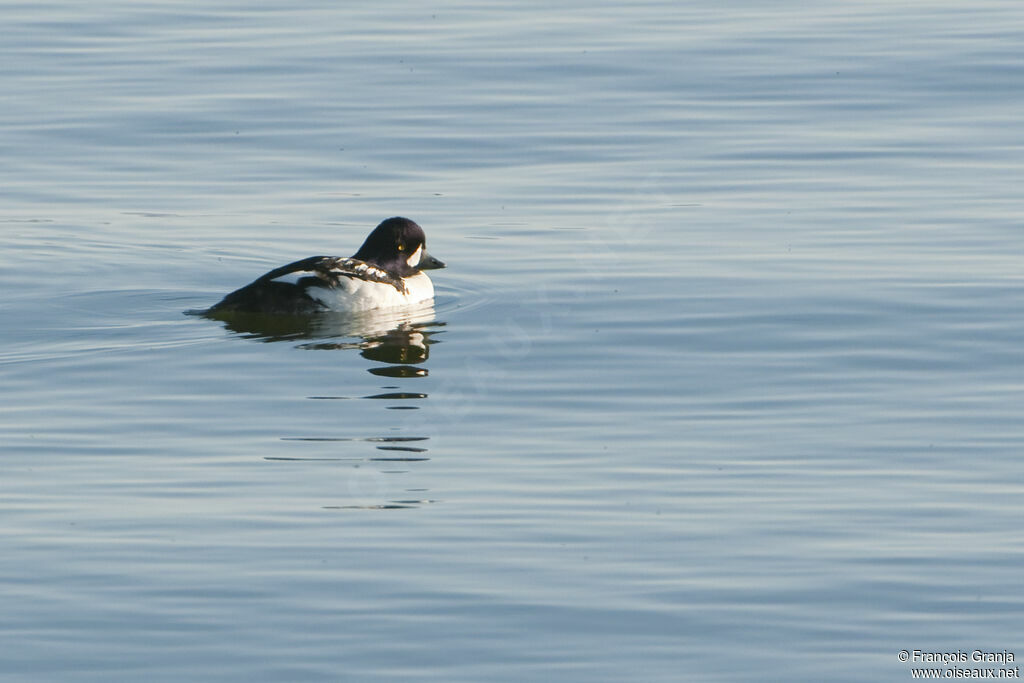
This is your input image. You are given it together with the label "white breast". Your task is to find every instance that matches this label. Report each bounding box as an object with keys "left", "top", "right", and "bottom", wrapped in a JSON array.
[{"left": 305, "top": 272, "right": 435, "bottom": 312}]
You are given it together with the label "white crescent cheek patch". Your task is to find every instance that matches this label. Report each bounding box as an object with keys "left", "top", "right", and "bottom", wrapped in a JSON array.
[{"left": 406, "top": 245, "right": 423, "bottom": 267}]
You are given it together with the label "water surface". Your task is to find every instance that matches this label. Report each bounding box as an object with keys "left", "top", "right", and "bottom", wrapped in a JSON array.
[{"left": 2, "top": 2, "right": 1024, "bottom": 681}]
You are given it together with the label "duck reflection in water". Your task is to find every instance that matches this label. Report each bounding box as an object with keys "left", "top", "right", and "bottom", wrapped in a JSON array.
[{"left": 203, "top": 302, "right": 442, "bottom": 373}]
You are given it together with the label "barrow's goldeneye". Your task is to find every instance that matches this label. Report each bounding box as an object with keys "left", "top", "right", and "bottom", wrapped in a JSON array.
[{"left": 208, "top": 217, "right": 445, "bottom": 315}]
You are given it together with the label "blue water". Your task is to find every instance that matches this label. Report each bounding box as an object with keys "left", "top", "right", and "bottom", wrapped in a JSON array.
[{"left": 3, "top": 2, "right": 1024, "bottom": 681}]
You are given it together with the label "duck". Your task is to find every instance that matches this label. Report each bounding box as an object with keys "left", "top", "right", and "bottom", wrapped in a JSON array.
[{"left": 207, "top": 217, "right": 445, "bottom": 315}]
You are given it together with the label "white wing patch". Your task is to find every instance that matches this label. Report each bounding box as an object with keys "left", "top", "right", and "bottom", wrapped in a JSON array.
[
  {"left": 271, "top": 270, "right": 318, "bottom": 286},
  {"left": 324, "top": 258, "right": 404, "bottom": 291},
  {"left": 264, "top": 256, "right": 435, "bottom": 312}
]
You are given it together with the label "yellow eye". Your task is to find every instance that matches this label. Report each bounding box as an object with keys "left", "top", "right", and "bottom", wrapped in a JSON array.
[{"left": 397, "top": 244, "right": 404, "bottom": 251}]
